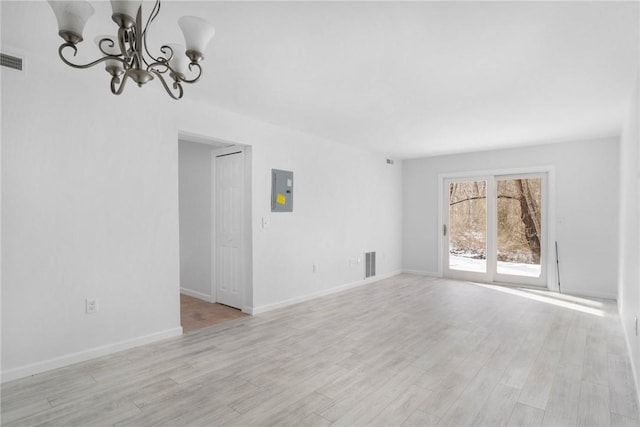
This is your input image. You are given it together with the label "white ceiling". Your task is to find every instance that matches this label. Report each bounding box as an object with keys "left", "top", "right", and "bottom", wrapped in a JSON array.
[{"left": 5, "top": 1, "right": 640, "bottom": 159}]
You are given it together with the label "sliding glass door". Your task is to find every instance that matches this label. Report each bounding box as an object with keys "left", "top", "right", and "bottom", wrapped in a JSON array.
[{"left": 444, "top": 173, "right": 546, "bottom": 287}]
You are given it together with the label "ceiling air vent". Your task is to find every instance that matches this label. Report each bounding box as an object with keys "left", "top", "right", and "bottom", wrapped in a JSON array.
[{"left": 1, "top": 53, "right": 23, "bottom": 71}]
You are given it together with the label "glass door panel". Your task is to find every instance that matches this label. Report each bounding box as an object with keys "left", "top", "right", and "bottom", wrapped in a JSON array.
[
  {"left": 496, "top": 177, "right": 542, "bottom": 278},
  {"left": 448, "top": 180, "right": 487, "bottom": 273}
]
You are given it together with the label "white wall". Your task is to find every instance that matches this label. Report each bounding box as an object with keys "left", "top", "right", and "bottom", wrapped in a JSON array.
[
  {"left": 618, "top": 71, "right": 640, "bottom": 398},
  {"left": 1, "top": 2, "right": 403, "bottom": 380},
  {"left": 177, "top": 105, "right": 404, "bottom": 313},
  {"left": 178, "top": 141, "right": 214, "bottom": 300},
  {"left": 403, "top": 137, "right": 620, "bottom": 299},
  {"left": 1, "top": 52, "right": 183, "bottom": 379}
]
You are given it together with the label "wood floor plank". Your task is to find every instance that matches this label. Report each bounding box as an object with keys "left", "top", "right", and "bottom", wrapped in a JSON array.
[
  {"left": 367, "top": 384, "right": 433, "bottom": 426},
  {"left": 0, "top": 399, "right": 52, "bottom": 425},
  {"left": 583, "top": 329, "right": 609, "bottom": 386},
  {"left": 400, "top": 409, "right": 440, "bottom": 427},
  {"left": 500, "top": 325, "right": 549, "bottom": 389},
  {"left": 609, "top": 353, "right": 640, "bottom": 420},
  {"left": 507, "top": 402, "right": 545, "bottom": 427},
  {"left": 611, "top": 413, "right": 640, "bottom": 427},
  {"left": 436, "top": 366, "right": 502, "bottom": 426},
  {"left": 560, "top": 324, "right": 588, "bottom": 368},
  {"left": 540, "top": 361, "right": 582, "bottom": 427},
  {"left": 472, "top": 383, "right": 521, "bottom": 427},
  {"left": 518, "top": 348, "right": 562, "bottom": 409},
  {"left": 329, "top": 365, "right": 421, "bottom": 427},
  {"left": 260, "top": 391, "right": 334, "bottom": 427},
  {"left": 577, "top": 380, "right": 611, "bottom": 427}
]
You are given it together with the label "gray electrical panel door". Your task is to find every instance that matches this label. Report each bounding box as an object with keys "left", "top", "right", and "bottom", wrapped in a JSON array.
[{"left": 271, "top": 169, "right": 293, "bottom": 212}]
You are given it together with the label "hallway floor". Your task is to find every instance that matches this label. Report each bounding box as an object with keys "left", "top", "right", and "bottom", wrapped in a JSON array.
[{"left": 180, "top": 293, "right": 248, "bottom": 333}]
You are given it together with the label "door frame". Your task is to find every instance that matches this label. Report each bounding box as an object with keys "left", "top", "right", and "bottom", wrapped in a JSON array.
[
  {"left": 176, "top": 130, "right": 252, "bottom": 314},
  {"left": 438, "top": 166, "right": 556, "bottom": 290}
]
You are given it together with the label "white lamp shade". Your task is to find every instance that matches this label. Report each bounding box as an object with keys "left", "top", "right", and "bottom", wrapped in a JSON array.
[
  {"left": 178, "top": 16, "right": 215, "bottom": 56},
  {"left": 48, "top": 1, "right": 95, "bottom": 38},
  {"left": 110, "top": 0, "right": 142, "bottom": 20},
  {"left": 95, "top": 36, "right": 121, "bottom": 68},
  {"left": 165, "top": 44, "right": 190, "bottom": 77}
]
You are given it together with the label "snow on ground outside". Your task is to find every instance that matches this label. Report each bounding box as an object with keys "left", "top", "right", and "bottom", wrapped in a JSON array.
[{"left": 449, "top": 255, "right": 541, "bottom": 277}]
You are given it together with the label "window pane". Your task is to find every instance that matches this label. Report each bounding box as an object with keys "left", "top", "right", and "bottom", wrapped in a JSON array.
[
  {"left": 448, "top": 180, "right": 487, "bottom": 273},
  {"left": 496, "top": 178, "right": 542, "bottom": 277}
]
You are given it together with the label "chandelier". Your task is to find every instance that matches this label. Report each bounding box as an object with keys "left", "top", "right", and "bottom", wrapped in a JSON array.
[{"left": 48, "top": 0, "right": 215, "bottom": 100}]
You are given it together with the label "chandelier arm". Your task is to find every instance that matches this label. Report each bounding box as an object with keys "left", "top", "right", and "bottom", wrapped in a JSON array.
[
  {"left": 142, "top": 0, "right": 163, "bottom": 63},
  {"left": 58, "top": 43, "right": 125, "bottom": 69},
  {"left": 145, "top": 46, "right": 173, "bottom": 74},
  {"left": 110, "top": 73, "right": 130, "bottom": 96},
  {"left": 97, "top": 38, "right": 119, "bottom": 57},
  {"left": 147, "top": 60, "right": 170, "bottom": 74},
  {"left": 152, "top": 70, "right": 183, "bottom": 100},
  {"left": 178, "top": 63, "right": 203, "bottom": 84},
  {"left": 117, "top": 27, "right": 129, "bottom": 60}
]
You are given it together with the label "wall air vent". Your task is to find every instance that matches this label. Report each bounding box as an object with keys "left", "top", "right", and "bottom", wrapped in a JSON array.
[
  {"left": 1, "top": 53, "right": 23, "bottom": 71},
  {"left": 365, "top": 251, "right": 376, "bottom": 278},
  {"left": 386, "top": 159, "right": 394, "bottom": 165}
]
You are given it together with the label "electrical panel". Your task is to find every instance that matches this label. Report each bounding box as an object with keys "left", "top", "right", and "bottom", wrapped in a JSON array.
[{"left": 271, "top": 169, "right": 293, "bottom": 212}]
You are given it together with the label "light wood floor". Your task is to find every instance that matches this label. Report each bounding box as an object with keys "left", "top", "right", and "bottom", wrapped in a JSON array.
[
  {"left": 2, "top": 275, "right": 639, "bottom": 426},
  {"left": 181, "top": 294, "right": 248, "bottom": 334}
]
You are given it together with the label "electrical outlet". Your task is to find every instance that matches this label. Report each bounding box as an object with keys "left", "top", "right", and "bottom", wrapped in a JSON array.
[
  {"left": 86, "top": 298, "right": 98, "bottom": 314},
  {"left": 313, "top": 263, "right": 318, "bottom": 273}
]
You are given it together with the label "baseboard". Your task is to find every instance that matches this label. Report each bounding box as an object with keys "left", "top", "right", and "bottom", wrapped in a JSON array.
[
  {"left": 249, "top": 270, "right": 402, "bottom": 315},
  {"left": 180, "top": 287, "right": 214, "bottom": 302},
  {"left": 402, "top": 269, "right": 441, "bottom": 277},
  {"left": 1, "top": 327, "right": 183, "bottom": 383},
  {"left": 560, "top": 288, "right": 617, "bottom": 301}
]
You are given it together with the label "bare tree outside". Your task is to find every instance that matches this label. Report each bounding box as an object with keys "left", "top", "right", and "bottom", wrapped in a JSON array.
[
  {"left": 497, "top": 178, "right": 542, "bottom": 265},
  {"left": 448, "top": 180, "right": 487, "bottom": 262}
]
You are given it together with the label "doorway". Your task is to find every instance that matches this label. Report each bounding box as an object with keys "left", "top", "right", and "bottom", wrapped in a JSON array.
[
  {"left": 443, "top": 172, "right": 548, "bottom": 287},
  {"left": 178, "top": 136, "right": 252, "bottom": 333}
]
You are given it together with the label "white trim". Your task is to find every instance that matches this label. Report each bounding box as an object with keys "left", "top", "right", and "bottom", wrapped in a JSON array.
[
  {"left": 402, "top": 269, "right": 441, "bottom": 277},
  {"left": 561, "top": 288, "right": 617, "bottom": 301},
  {"left": 180, "top": 287, "right": 214, "bottom": 302},
  {"left": 249, "top": 271, "right": 402, "bottom": 315},
  {"left": 178, "top": 131, "right": 235, "bottom": 148},
  {"left": 619, "top": 306, "right": 640, "bottom": 411},
  {"left": 1, "top": 327, "right": 183, "bottom": 383}
]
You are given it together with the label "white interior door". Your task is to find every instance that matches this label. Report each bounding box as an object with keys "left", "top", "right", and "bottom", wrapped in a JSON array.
[
  {"left": 443, "top": 173, "right": 547, "bottom": 287},
  {"left": 214, "top": 148, "right": 244, "bottom": 309}
]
